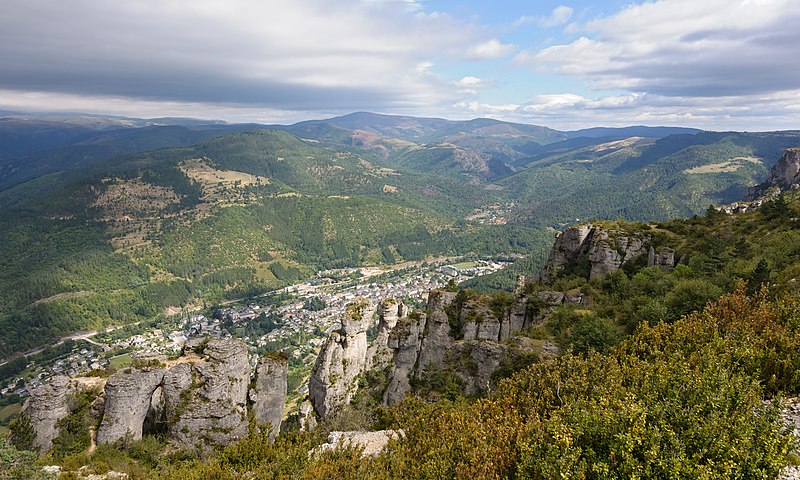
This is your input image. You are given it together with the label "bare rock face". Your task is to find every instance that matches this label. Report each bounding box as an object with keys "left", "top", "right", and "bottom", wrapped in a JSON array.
[
  {"left": 541, "top": 224, "right": 652, "bottom": 282},
  {"left": 163, "top": 338, "right": 251, "bottom": 450},
  {"left": 381, "top": 286, "right": 540, "bottom": 404},
  {"left": 415, "top": 291, "right": 458, "bottom": 371},
  {"left": 366, "top": 299, "right": 404, "bottom": 371},
  {"left": 96, "top": 368, "right": 166, "bottom": 445},
  {"left": 24, "top": 375, "right": 74, "bottom": 453},
  {"left": 312, "top": 429, "right": 404, "bottom": 457},
  {"left": 383, "top": 311, "right": 427, "bottom": 405},
  {"left": 647, "top": 246, "right": 675, "bottom": 270},
  {"left": 540, "top": 225, "right": 594, "bottom": 283},
  {"left": 298, "top": 399, "right": 318, "bottom": 432},
  {"left": 769, "top": 148, "right": 800, "bottom": 188},
  {"left": 249, "top": 355, "right": 288, "bottom": 440},
  {"left": 309, "top": 300, "right": 373, "bottom": 419}
]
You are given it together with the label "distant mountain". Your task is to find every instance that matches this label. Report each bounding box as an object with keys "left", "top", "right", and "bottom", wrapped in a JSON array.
[
  {"left": 0, "top": 122, "right": 267, "bottom": 191},
  {"left": 566, "top": 125, "right": 703, "bottom": 139},
  {"left": 501, "top": 131, "right": 800, "bottom": 227},
  {"left": 0, "top": 118, "right": 98, "bottom": 159},
  {"left": 291, "top": 111, "right": 454, "bottom": 142}
]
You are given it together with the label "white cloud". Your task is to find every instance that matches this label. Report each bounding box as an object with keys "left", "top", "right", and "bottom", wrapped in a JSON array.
[
  {"left": 451, "top": 90, "right": 800, "bottom": 130},
  {"left": 516, "top": 0, "right": 800, "bottom": 98},
  {"left": 465, "top": 39, "right": 517, "bottom": 60},
  {"left": 453, "top": 76, "right": 493, "bottom": 88},
  {"left": 0, "top": 0, "right": 497, "bottom": 113},
  {"left": 515, "top": 6, "right": 574, "bottom": 28}
]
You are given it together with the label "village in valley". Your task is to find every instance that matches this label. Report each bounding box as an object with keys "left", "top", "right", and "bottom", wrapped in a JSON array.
[{"left": 0, "top": 258, "right": 509, "bottom": 406}]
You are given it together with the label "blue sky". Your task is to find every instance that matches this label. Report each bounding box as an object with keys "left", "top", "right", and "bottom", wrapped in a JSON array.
[{"left": 1, "top": 0, "right": 799, "bottom": 130}]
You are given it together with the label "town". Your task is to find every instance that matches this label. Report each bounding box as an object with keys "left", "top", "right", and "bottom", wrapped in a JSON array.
[{"left": 0, "top": 258, "right": 509, "bottom": 407}]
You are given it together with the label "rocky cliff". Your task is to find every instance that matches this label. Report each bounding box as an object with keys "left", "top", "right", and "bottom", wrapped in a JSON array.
[
  {"left": 23, "top": 376, "right": 75, "bottom": 453},
  {"left": 540, "top": 224, "right": 671, "bottom": 282},
  {"left": 250, "top": 355, "right": 289, "bottom": 440},
  {"left": 308, "top": 299, "right": 375, "bottom": 419},
  {"left": 29, "top": 337, "right": 287, "bottom": 453},
  {"left": 768, "top": 148, "right": 800, "bottom": 189},
  {"left": 746, "top": 148, "right": 800, "bottom": 201},
  {"left": 163, "top": 338, "right": 252, "bottom": 449}
]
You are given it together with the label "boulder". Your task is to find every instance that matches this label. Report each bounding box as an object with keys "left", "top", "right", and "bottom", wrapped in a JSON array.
[
  {"left": 313, "top": 429, "right": 404, "bottom": 457},
  {"left": 96, "top": 368, "right": 166, "bottom": 444}
]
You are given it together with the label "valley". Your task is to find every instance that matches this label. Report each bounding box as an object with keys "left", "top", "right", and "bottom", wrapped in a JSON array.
[{"left": 3, "top": 111, "right": 800, "bottom": 479}]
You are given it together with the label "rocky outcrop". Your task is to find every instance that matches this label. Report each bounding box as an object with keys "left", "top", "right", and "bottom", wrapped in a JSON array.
[
  {"left": 382, "top": 286, "right": 538, "bottom": 404},
  {"left": 746, "top": 148, "right": 800, "bottom": 201},
  {"left": 366, "top": 299, "right": 404, "bottom": 371},
  {"left": 540, "top": 225, "right": 594, "bottom": 283},
  {"left": 768, "top": 148, "right": 800, "bottom": 189},
  {"left": 647, "top": 246, "right": 675, "bottom": 270},
  {"left": 24, "top": 375, "right": 74, "bottom": 453},
  {"left": 249, "top": 355, "right": 288, "bottom": 440},
  {"left": 96, "top": 368, "right": 165, "bottom": 444},
  {"left": 313, "top": 429, "right": 404, "bottom": 457},
  {"left": 87, "top": 337, "right": 287, "bottom": 450},
  {"left": 164, "top": 338, "right": 251, "bottom": 449},
  {"left": 297, "top": 399, "right": 318, "bottom": 432},
  {"left": 383, "top": 311, "right": 428, "bottom": 405},
  {"left": 541, "top": 224, "right": 653, "bottom": 282},
  {"left": 309, "top": 299, "right": 374, "bottom": 419}
]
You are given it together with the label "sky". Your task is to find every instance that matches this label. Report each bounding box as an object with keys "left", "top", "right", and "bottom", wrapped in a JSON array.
[{"left": 2, "top": 0, "right": 800, "bottom": 130}]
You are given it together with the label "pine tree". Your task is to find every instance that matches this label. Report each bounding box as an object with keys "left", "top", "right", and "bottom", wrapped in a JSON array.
[
  {"left": 8, "top": 413, "right": 36, "bottom": 452},
  {"left": 747, "top": 259, "right": 771, "bottom": 295}
]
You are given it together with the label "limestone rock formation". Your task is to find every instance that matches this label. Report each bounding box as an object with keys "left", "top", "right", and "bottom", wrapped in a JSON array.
[
  {"left": 96, "top": 368, "right": 166, "bottom": 444},
  {"left": 366, "top": 299, "right": 404, "bottom": 371},
  {"left": 313, "top": 429, "right": 404, "bottom": 457},
  {"left": 383, "top": 311, "right": 428, "bottom": 405},
  {"left": 309, "top": 299, "right": 374, "bottom": 419},
  {"left": 768, "top": 148, "right": 800, "bottom": 189},
  {"left": 28, "top": 338, "right": 288, "bottom": 453},
  {"left": 249, "top": 355, "right": 288, "bottom": 439},
  {"left": 24, "top": 375, "right": 74, "bottom": 453},
  {"left": 382, "top": 286, "right": 538, "bottom": 404},
  {"left": 746, "top": 148, "right": 800, "bottom": 201},
  {"left": 415, "top": 291, "right": 458, "bottom": 371},
  {"left": 541, "top": 224, "right": 652, "bottom": 282},
  {"left": 164, "top": 338, "right": 251, "bottom": 449},
  {"left": 647, "top": 246, "right": 675, "bottom": 270},
  {"left": 297, "top": 399, "right": 318, "bottom": 432},
  {"left": 540, "top": 225, "right": 594, "bottom": 283}
]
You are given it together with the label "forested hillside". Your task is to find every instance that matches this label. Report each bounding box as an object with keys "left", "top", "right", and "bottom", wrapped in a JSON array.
[
  {"left": 1, "top": 112, "right": 799, "bottom": 360},
  {"left": 0, "top": 128, "right": 548, "bottom": 358},
  {"left": 9, "top": 174, "right": 800, "bottom": 480}
]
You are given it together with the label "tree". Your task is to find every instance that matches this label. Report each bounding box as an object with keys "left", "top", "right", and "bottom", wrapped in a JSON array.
[
  {"left": 747, "top": 259, "right": 771, "bottom": 295},
  {"left": 8, "top": 413, "right": 36, "bottom": 452}
]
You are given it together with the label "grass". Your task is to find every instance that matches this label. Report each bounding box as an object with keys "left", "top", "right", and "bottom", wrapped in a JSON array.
[
  {"left": 452, "top": 261, "right": 479, "bottom": 269},
  {"left": 108, "top": 353, "right": 133, "bottom": 370},
  {"left": 0, "top": 403, "right": 21, "bottom": 422}
]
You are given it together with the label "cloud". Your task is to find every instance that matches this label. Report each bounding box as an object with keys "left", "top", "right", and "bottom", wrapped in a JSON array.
[
  {"left": 515, "top": 6, "right": 574, "bottom": 28},
  {"left": 452, "top": 90, "right": 800, "bottom": 131},
  {"left": 0, "top": 0, "right": 495, "bottom": 115},
  {"left": 516, "top": 0, "right": 800, "bottom": 98},
  {"left": 453, "top": 76, "right": 493, "bottom": 88},
  {"left": 465, "top": 39, "right": 517, "bottom": 60}
]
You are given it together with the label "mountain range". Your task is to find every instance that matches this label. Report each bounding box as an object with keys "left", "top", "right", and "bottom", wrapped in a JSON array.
[{"left": 1, "top": 110, "right": 799, "bottom": 359}]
